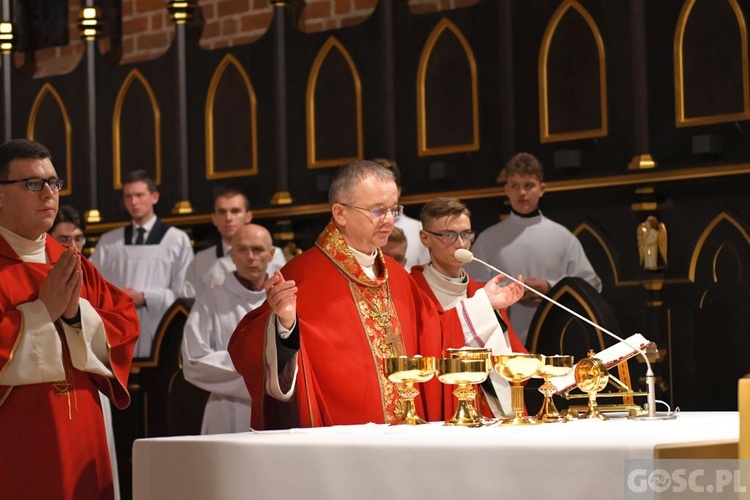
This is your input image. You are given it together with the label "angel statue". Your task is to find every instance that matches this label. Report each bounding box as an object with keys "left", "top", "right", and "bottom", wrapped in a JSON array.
[{"left": 638, "top": 216, "right": 667, "bottom": 270}]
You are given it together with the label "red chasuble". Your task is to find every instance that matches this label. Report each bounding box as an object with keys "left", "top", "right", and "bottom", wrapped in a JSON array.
[
  {"left": 410, "top": 264, "right": 527, "bottom": 417},
  {"left": 230, "top": 221, "right": 448, "bottom": 429},
  {"left": 0, "top": 235, "right": 139, "bottom": 500}
]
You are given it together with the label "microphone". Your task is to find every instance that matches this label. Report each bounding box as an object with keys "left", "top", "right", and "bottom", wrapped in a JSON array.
[{"left": 455, "top": 248, "right": 674, "bottom": 420}]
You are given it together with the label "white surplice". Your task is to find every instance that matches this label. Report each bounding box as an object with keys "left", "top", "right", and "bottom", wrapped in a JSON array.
[
  {"left": 181, "top": 272, "right": 266, "bottom": 434},
  {"left": 91, "top": 224, "right": 193, "bottom": 357},
  {"left": 465, "top": 211, "right": 602, "bottom": 344}
]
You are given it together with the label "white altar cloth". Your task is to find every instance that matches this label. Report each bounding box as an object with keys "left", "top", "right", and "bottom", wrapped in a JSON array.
[{"left": 133, "top": 412, "right": 738, "bottom": 500}]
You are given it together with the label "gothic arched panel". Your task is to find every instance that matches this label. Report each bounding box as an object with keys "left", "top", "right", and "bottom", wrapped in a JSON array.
[{"left": 27, "top": 83, "right": 72, "bottom": 196}]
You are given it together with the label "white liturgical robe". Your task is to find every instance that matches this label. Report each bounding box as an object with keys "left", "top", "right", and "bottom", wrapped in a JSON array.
[
  {"left": 466, "top": 211, "right": 601, "bottom": 344},
  {"left": 182, "top": 272, "right": 266, "bottom": 434},
  {"left": 394, "top": 213, "right": 430, "bottom": 268},
  {"left": 91, "top": 220, "right": 193, "bottom": 357},
  {"left": 182, "top": 243, "right": 286, "bottom": 298}
]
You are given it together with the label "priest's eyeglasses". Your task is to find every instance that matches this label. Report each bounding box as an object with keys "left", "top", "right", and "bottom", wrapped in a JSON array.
[
  {"left": 0, "top": 176, "right": 64, "bottom": 192},
  {"left": 423, "top": 229, "right": 476, "bottom": 245},
  {"left": 340, "top": 203, "right": 403, "bottom": 220}
]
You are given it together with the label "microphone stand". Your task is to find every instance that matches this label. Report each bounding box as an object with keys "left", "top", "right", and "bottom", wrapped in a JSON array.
[{"left": 456, "top": 249, "right": 675, "bottom": 420}]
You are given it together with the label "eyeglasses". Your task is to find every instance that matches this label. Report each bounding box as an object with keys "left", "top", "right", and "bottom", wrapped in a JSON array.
[
  {"left": 340, "top": 203, "right": 403, "bottom": 220},
  {"left": 0, "top": 177, "right": 64, "bottom": 192},
  {"left": 55, "top": 235, "right": 86, "bottom": 246},
  {"left": 424, "top": 229, "right": 476, "bottom": 245}
]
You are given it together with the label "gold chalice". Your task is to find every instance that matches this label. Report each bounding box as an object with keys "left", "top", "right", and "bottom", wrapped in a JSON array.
[
  {"left": 573, "top": 354, "right": 610, "bottom": 420},
  {"left": 493, "top": 354, "right": 544, "bottom": 425},
  {"left": 534, "top": 355, "right": 574, "bottom": 423},
  {"left": 384, "top": 356, "right": 436, "bottom": 425},
  {"left": 445, "top": 347, "right": 493, "bottom": 423},
  {"left": 436, "top": 357, "right": 491, "bottom": 427}
]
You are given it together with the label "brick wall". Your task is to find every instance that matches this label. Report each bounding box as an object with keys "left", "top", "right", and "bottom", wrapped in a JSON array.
[
  {"left": 121, "top": 0, "right": 174, "bottom": 64},
  {"left": 14, "top": 0, "right": 477, "bottom": 74},
  {"left": 13, "top": 0, "right": 84, "bottom": 79},
  {"left": 407, "top": 0, "right": 480, "bottom": 15},
  {"left": 297, "top": 0, "right": 377, "bottom": 33},
  {"left": 198, "top": 0, "right": 273, "bottom": 50}
]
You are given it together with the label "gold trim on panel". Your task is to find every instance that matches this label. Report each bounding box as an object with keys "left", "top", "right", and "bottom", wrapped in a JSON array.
[
  {"left": 112, "top": 69, "right": 162, "bottom": 190},
  {"left": 572, "top": 223, "right": 636, "bottom": 286},
  {"left": 635, "top": 187, "right": 654, "bottom": 194},
  {"left": 205, "top": 53, "right": 258, "bottom": 180},
  {"left": 27, "top": 83, "right": 73, "bottom": 196},
  {"left": 132, "top": 303, "right": 191, "bottom": 369},
  {"left": 688, "top": 212, "right": 750, "bottom": 282},
  {"left": 416, "top": 18, "right": 479, "bottom": 157},
  {"left": 528, "top": 285, "right": 605, "bottom": 354},
  {"left": 539, "top": 0, "right": 607, "bottom": 143},
  {"left": 271, "top": 190, "right": 293, "bottom": 205},
  {"left": 712, "top": 241, "right": 741, "bottom": 283},
  {"left": 628, "top": 154, "right": 656, "bottom": 170},
  {"left": 674, "top": 0, "right": 750, "bottom": 127},
  {"left": 306, "top": 37, "right": 363, "bottom": 169},
  {"left": 631, "top": 202, "right": 658, "bottom": 211}
]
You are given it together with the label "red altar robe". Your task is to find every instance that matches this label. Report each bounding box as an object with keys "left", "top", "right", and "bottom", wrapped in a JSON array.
[
  {"left": 0, "top": 235, "right": 139, "bottom": 500},
  {"left": 410, "top": 264, "right": 528, "bottom": 417},
  {"left": 229, "top": 222, "right": 456, "bottom": 429}
]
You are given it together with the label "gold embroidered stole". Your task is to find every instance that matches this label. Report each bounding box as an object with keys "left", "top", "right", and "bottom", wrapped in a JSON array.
[{"left": 315, "top": 221, "right": 405, "bottom": 423}]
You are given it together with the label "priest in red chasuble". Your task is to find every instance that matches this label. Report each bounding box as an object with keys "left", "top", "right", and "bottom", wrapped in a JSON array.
[
  {"left": 229, "top": 161, "right": 523, "bottom": 429},
  {"left": 0, "top": 139, "right": 139, "bottom": 500}
]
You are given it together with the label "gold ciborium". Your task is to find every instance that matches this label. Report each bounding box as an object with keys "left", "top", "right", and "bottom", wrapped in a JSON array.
[
  {"left": 436, "top": 357, "right": 491, "bottom": 427},
  {"left": 384, "top": 356, "right": 436, "bottom": 425},
  {"left": 493, "top": 354, "right": 544, "bottom": 425},
  {"left": 534, "top": 355, "right": 574, "bottom": 423},
  {"left": 573, "top": 353, "right": 609, "bottom": 421}
]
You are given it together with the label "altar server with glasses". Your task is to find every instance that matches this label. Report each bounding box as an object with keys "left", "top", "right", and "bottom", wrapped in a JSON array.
[{"left": 0, "top": 138, "right": 139, "bottom": 500}]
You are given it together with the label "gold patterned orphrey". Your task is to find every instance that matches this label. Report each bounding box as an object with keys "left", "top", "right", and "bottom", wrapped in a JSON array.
[
  {"left": 436, "top": 356, "right": 491, "bottom": 427},
  {"left": 534, "top": 355, "right": 574, "bottom": 423},
  {"left": 573, "top": 351, "right": 610, "bottom": 421},
  {"left": 493, "top": 354, "right": 545, "bottom": 425},
  {"left": 384, "top": 356, "right": 436, "bottom": 425}
]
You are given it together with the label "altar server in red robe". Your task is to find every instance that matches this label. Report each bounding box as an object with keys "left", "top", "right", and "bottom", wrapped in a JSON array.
[
  {"left": 0, "top": 139, "right": 139, "bottom": 500},
  {"left": 229, "top": 161, "right": 523, "bottom": 429},
  {"left": 411, "top": 197, "right": 527, "bottom": 418}
]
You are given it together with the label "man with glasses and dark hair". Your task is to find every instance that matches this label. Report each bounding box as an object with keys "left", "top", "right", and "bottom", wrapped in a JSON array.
[
  {"left": 412, "top": 197, "right": 527, "bottom": 418},
  {"left": 466, "top": 152, "right": 601, "bottom": 345},
  {"left": 49, "top": 204, "right": 87, "bottom": 252},
  {"left": 91, "top": 169, "right": 193, "bottom": 357},
  {"left": 0, "top": 138, "right": 139, "bottom": 500},
  {"left": 229, "top": 160, "right": 523, "bottom": 429}
]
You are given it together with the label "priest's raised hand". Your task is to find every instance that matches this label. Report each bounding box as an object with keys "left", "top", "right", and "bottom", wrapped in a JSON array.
[
  {"left": 264, "top": 270, "right": 297, "bottom": 329},
  {"left": 38, "top": 245, "right": 82, "bottom": 322}
]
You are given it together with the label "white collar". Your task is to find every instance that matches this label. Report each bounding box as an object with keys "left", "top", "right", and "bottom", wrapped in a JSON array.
[
  {"left": 133, "top": 214, "right": 157, "bottom": 232},
  {"left": 422, "top": 263, "right": 468, "bottom": 298},
  {"left": 0, "top": 225, "right": 47, "bottom": 263}
]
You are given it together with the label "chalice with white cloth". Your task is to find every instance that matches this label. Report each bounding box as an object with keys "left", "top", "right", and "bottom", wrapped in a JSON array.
[
  {"left": 493, "top": 353, "right": 544, "bottom": 425},
  {"left": 384, "top": 356, "right": 436, "bottom": 425},
  {"left": 534, "top": 354, "right": 574, "bottom": 423}
]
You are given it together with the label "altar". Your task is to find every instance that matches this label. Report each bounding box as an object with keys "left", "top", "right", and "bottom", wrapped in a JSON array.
[{"left": 133, "top": 412, "right": 738, "bottom": 500}]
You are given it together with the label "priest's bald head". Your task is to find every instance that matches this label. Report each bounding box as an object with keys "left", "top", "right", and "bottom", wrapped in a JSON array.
[
  {"left": 0, "top": 139, "right": 60, "bottom": 240},
  {"left": 230, "top": 223, "right": 275, "bottom": 291},
  {"left": 328, "top": 161, "right": 403, "bottom": 255}
]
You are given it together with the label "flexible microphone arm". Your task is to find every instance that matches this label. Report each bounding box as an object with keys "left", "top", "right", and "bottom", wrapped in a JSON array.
[{"left": 455, "top": 248, "right": 671, "bottom": 420}]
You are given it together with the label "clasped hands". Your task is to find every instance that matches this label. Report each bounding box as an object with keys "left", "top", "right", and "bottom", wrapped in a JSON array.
[{"left": 39, "top": 246, "right": 82, "bottom": 322}]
